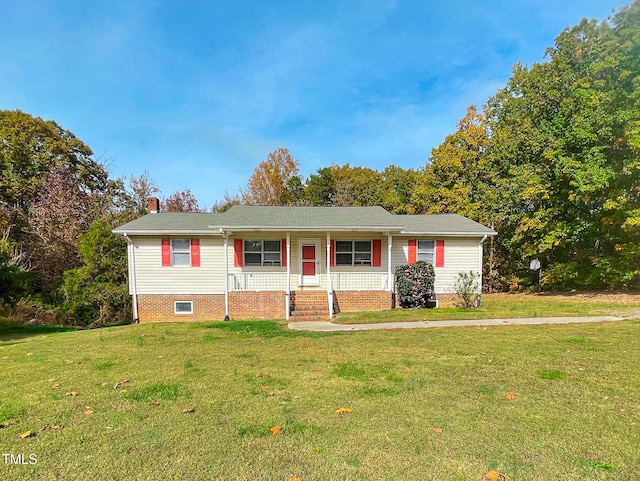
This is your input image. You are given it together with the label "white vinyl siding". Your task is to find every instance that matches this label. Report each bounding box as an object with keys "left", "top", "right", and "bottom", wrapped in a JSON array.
[
  {"left": 391, "top": 236, "right": 482, "bottom": 294},
  {"left": 130, "top": 236, "right": 226, "bottom": 295}
]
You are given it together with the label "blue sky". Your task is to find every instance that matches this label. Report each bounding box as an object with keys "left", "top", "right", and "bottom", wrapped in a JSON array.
[{"left": 0, "top": 0, "right": 627, "bottom": 208}]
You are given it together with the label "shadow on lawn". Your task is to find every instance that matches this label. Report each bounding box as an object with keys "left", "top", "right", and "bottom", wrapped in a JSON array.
[{"left": 0, "top": 319, "right": 80, "bottom": 342}]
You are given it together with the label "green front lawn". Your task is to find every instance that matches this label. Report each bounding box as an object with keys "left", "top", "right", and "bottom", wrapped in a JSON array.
[
  {"left": 334, "top": 293, "right": 640, "bottom": 324},
  {"left": 1, "top": 319, "right": 639, "bottom": 480}
]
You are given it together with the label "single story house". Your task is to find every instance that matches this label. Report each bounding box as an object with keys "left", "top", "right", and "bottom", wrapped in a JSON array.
[{"left": 113, "top": 198, "right": 496, "bottom": 322}]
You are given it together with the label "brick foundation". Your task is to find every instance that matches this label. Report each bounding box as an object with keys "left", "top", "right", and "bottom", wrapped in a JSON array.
[
  {"left": 229, "top": 291, "right": 286, "bottom": 320},
  {"left": 136, "top": 291, "right": 287, "bottom": 322},
  {"left": 137, "top": 294, "right": 226, "bottom": 322},
  {"left": 434, "top": 294, "right": 457, "bottom": 308},
  {"left": 137, "top": 290, "right": 455, "bottom": 322},
  {"left": 333, "top": 290, "right": 393, "bottom": 313}
]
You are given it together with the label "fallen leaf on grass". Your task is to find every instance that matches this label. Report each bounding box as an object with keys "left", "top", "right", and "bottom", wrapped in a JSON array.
[
  {"left": 270, "top": 426, "right": 282, "bottom": 435},
  {"left": 150, "top": 401, "right": 160, "bottom": 406},
  {"left": 1, "top": 356, "right": 9, "bottom": 360},
  {"left": 505, "top": 392, "right": 518, "bottom": 400},
  {"left": 51, "top": 384, "right": 60, "bottom": 390},
  {"left": 255, "top": 373, "right": 262, "bottom": 378},
  {"left": 26, "top": 352, "right": 34, "bottom": 356},
  {"left": 65, "top": 391, "right": 79, "bottom": 397},
  {"left": 41, "top": 425, "right": 64, "bottom": 431},
  {"left": 85, "top": 409, "right": 94, "bottom": 416},
  {"left": 289, "top": 477, "right": 303, "bottom": 481},
  {"left": 157, "top": 355, "right": 163, "bottom": 359},
  {"left": 335, "top": 407, "right": 353, "bottom": 414},
  {"left": 259, "top": 386, "right": 272, "bottom": 392},
  {"left": 20, "top": 431, "right": 34, "bottom": 439},
  {"left": 0, "top": 422, "right": 11, "bottom": 428},
  {"left": 403, "top": 366, "right": 411, "bottom": 372},
  {"left": 64, "top": 359, "right": 73, "bottom": 364},
  {"left": 119, "top": 389, "right": 127, "bottom": 394},
  {"left": 432, "top": 428, "right": 443, "bottom": 434},
  {"left": 101, "top": 382, "right": 109, "bottom": 388},
  {"left": 48, "top": 378, "right": 57, "bottom": 382},
  {"left": 182, "top": 408, "right": 195, "bottom": 414},
  {"left": 114, "top": 379, "right": 129, "bottom": 389},
  {"left": 485, "top": 470, "right": 507, "bottom": 481}
]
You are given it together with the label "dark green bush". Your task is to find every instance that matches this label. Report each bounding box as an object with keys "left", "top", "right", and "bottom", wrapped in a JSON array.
[{"left": 394, "top": 262, "right": 435, "bottom": 308}]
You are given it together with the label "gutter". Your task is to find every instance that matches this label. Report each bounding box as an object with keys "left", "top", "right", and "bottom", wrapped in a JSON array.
[{"left": 122, "top": 234, "right": 139, "bottom": 322}]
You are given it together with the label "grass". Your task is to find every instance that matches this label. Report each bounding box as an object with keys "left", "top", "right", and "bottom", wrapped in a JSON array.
[
  {"left": 334, "top": 293, "right": 640, "bottom": 324},
  {"left": 1, "top": 318, "right": 639, "bottom": 480}
]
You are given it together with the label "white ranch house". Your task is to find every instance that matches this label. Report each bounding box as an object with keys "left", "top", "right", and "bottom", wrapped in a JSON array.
[{"left": 113, "top": 199, "right": 496, "bottom": 322}]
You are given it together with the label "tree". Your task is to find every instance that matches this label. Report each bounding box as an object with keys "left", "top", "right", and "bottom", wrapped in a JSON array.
[
  {"left": 61, "top": 221, "right": 130, "bottom": 326},
  {"left": 331, "top": 164, "right": 383, "bottom": 206},
  {"left": 0, "top": 110, "right": 114, "bottom": 296},
  {"left": 242, "top": 148, "right": 300, "bottom": 205},
  {"left": 379, "top": 165, "right": 419, "bottom": 214},
  {"left": 304, "top": 167, "right": 335, "bottom": 206},
  {"left": 28, "top": 166, "right": 104, "bottom": 292},
  {"left": 162, "top": 189, "right": 206, "bottom": 212}
]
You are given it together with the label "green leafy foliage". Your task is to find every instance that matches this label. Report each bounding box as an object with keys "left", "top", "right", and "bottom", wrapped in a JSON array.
[
  {"left": 61, "top": 221, "right": 130, "bottom": 326},
  {"left": 394, "top": 262, "right": 435, "bottom": 308},
  {"left": 451, "top": 271, "right": 482, "bottom": 309}
]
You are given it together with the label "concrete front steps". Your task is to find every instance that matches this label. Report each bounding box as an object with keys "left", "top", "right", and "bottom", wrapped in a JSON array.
[{"left": 290, "top": 290, "right": 329, "bottom": 322}]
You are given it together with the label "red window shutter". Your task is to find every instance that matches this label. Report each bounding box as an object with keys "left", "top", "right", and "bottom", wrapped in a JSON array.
[
  {"left": 281, "top": 238, "right": 287, "bottom": 267},
  {"left": 233, "top": 239, "right": 243, "bottom": 267},
  {"left": 372, "top": 239, "right": 382, "bottom": 267},
  {"left": 161, "top": 238, "right": 171, "bottom": 266},
  {"left": 190, "top": 238, "right": 200, "bottom": 267},
  {"left": 330, "top": 240, "right": 335, "bottom": 267},
  {"left": 435, "top": 239, "right": 445, "bottom": 267},
  {"left": 408, "top": 239, "right": 416, "bottom": 264}
]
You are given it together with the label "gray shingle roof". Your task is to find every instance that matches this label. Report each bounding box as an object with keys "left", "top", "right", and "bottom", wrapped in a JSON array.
[
  {"left": 113, "top": 206, "right": 496, "bottom": 236},
  {"left": 395, "top": 214, "right": 497, "bottom": 235}
]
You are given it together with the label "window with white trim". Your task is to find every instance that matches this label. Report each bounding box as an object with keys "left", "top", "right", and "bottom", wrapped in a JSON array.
[
  {"left": 244, "top": 240, "right": 281, "bottom": 266},
  {"left": 417, "top": 240, "right": 434, "bottom": 264},
  {"left": 335, "top": 240, "right": 371, "bottom": 266},
  {"left": 171, "top": 239, "right": 191, "bottom": 266},
  {"left": 174, "top": 301, "right": 193, "bottom": 314}
]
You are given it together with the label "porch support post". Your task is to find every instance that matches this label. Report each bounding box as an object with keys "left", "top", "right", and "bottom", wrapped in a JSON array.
[
  {"left": 286, "top": 232, "right": 291, "bottom": 321},
  {"left": 223, "top": 233, "right": 229, "bottom": 320},
  {"left": 387, "top": 233, "right": 393, "bottom": 292},
  {"left": 326, "top": 232, "right": 333, "bottom": 319}
]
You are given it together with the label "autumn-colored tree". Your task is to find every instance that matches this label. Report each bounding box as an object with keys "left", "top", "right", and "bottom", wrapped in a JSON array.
[
  {"left": 242, "top": 148, "right": 300, "bottom": 205},
  {"left": 28, "top": 166, "right": 104, "bottom": 292},
  {"left": 162, "top": 189, "right": 206, "bottom": 212},
  {"left": 331, "top": 164, "right": 383, "bottom": 206}
]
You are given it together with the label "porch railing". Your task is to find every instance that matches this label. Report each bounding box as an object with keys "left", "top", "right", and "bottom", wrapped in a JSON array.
[
  {"left": 227, "top": 272, "right": 391, "bottom": 291},
  {"left": 330, "top": 272, "right": 389, "bottom": 291},
  {"left": 227, "top": 273, "right": 288, "bottom": 291}
]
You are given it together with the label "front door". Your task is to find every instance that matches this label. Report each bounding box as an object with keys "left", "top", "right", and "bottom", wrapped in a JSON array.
[{"left": 300, "top": 239, "right": 320, "bottom": 286}]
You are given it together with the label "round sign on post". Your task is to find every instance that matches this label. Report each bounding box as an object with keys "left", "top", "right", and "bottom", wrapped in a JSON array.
[{"left": 529, "top": 259, "right": 541, "bottom": 270}]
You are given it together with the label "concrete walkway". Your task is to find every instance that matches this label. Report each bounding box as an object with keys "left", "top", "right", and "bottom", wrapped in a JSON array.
[{"left": 288, "top": 316, "right": 625, "bottom": 332}]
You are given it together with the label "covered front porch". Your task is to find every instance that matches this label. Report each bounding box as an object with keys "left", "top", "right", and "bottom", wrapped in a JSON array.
[{"left": 221, "top": 231, "right": 397, "bottom": 320}]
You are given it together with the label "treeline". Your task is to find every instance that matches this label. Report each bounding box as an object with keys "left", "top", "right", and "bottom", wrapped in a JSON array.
[
  {"left": 0, "top": 111, "right": 206, "bottom": 325},
  {"left": 223, "top": 2, "right": 640, "bottom": 291},
  {"left": 1, "top": 2, "right": 638, "bottom": 325}
]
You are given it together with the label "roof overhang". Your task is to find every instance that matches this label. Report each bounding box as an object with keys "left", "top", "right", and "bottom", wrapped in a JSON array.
[
  {"left": 399, "top": 230, "right": 497, "bottom": 236},
  {"left": 210, "top": 225, "right": 405, "bottom": 233}
]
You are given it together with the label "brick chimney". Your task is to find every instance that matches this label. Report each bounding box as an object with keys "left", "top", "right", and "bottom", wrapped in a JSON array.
[{"left": 147, "top": 196, "right": 160, "bottom": 214}]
